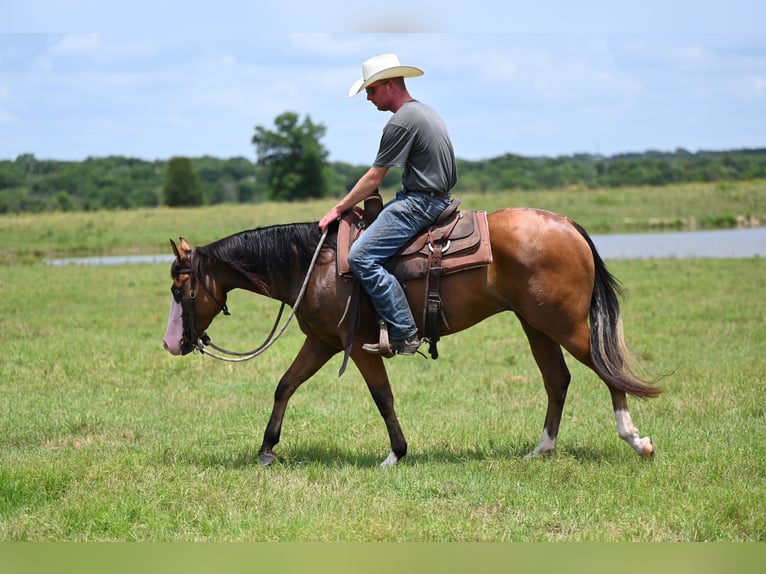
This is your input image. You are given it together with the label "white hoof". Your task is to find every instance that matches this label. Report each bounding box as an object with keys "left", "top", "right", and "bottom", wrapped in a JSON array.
[
  {"left": 639, "top": 437, "right": 655, "bottom": 458},
  {"left": 380, "top": 451, "right": 399, "bottom": 468},
  {"left": 526, "top": 429, "right": 556, "bottom": 458},
  {"left": 525, "top": 447, "right": 554, "bottom": 459}
]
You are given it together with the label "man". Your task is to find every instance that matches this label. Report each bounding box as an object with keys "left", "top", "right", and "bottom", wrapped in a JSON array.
[{"left": 319, "top": 53, "right": 458, "bottom": 356}]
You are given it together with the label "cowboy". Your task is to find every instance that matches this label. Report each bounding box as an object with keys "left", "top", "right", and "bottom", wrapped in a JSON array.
[{"left": 319, "top": 53, "right": 458, "bottom": 356}]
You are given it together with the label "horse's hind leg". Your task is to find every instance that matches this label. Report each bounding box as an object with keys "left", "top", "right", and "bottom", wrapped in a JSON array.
[
  {"left": 557, "top": 323, "right": 655, "bottom": 458},
  {"left": 258, "top": 336, "right": 338, "bottom": 466},
  {"left": 518, "top": 318, "right": 571, "bottom": 458},
  {"left": 609, "top": 389, "right": 655, "bottom": 457}
]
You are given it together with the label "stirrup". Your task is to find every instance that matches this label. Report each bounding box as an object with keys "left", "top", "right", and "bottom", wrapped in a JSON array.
[{"left": 361, "top": 320, "right": 395, "bottom": 358}]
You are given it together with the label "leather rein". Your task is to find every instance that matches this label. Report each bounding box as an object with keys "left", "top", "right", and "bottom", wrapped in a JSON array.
[{"left": 174, "top": 228, "right": 328, "bottom": 363}]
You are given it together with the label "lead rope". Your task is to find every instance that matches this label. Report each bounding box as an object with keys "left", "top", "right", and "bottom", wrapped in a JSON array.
[{"left": 195, "top": 228, "right": 329, "bottom": 363}]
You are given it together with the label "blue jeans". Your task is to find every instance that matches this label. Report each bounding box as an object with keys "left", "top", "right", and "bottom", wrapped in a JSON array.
[{"left": 348, "top": 191, "right": 451, "bottom": 341}]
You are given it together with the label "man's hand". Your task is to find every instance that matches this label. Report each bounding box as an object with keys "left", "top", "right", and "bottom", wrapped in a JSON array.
[
  {"left": 319, "top": 205, "right": 344, "bottom": 232},
  {"left": 318, "top": 165, "right": 388, "bottom": 232}
]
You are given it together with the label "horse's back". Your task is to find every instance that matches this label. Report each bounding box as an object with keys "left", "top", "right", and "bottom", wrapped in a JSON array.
[
  {"left": 487, "top": 207, "right": 594, "bottom": 269},
  {"left": 483, "top": 208, "right": 596, "bottom": 314}
]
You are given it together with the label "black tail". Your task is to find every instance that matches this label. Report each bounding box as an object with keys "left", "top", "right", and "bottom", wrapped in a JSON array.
[{"left": 572, "top": 222, "right": 662, "bottom": 399}]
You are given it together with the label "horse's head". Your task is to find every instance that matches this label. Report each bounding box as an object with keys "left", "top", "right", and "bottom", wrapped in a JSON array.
[{"left": 163, "top": 237, "right": 229, "bottom": 356}]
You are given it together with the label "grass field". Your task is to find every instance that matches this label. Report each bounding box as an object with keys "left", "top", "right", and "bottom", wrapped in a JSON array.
[
  {"left": 1, "top": 183, "right": 765, "bottom": 541},
  {"left": 1, "top": 179, "right": 764, "bottom": 264}
]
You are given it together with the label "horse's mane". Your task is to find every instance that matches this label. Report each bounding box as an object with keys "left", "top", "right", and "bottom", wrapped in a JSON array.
[{"left": 194, "top": 221, "right": 335, "bottom": 296}]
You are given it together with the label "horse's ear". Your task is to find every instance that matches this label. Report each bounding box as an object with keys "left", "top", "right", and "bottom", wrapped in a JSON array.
[
  {"left": 179, "top": 237, "right": 192, "bottom": 253},
  {"left": 170, "top": 238, "right": 181, "bottom": 260}
]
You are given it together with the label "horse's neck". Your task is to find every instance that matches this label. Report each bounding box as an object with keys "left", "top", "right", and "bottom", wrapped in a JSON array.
[
  {"left": 215, "top": 254, "right": 299, "bottom": 306},
  {"left": 212, "top": 224, "right": 319, "bottom": 305},
  {"left": 210, "top": 259, "right": 274, "bottom": 301}
]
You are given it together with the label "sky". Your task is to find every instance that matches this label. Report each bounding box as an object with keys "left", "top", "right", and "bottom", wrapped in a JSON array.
[{"left": 2, "top": 1, "right": 765, "bottom": 166}]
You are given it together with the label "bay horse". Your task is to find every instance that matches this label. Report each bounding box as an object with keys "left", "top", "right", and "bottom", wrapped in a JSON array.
[{"left": 163, "top": 206, "right": 661, "bottom": 467}]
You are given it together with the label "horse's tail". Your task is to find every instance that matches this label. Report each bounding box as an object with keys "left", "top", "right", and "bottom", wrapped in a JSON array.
[{"left": 572, "top": 221, "right": 663, "bottom": 399}]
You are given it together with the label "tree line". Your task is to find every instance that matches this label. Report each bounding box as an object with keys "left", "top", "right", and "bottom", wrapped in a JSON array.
[{"left": 1, "top": 111, "right": 765, "bottom": 213}]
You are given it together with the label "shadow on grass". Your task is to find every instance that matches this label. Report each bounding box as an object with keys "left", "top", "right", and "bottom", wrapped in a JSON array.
[
  {"left": 155, "top": 440, "right": 624, "bottom": 469},
  {"left": 159, "top": 444, "right": 381, "bottom": 469},
  {"left": 563, "top": 445, "right": 629, "bottom": 464}
]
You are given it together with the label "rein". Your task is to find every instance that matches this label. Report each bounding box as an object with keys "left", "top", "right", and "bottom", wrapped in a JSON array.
[{"left": 191, "top": 227, "right": 328, "bottom": 363}]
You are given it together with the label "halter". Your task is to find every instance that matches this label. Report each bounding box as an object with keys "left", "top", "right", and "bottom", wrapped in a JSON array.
[{"left": 172, "top": 228, "right": 328, "bottom": 362}]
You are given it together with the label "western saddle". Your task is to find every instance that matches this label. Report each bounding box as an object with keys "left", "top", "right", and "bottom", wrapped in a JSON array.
[{"left": 334, "top": 192, "right": 492, "bottom": 374}]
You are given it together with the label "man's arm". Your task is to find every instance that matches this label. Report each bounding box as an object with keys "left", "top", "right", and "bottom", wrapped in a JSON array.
[{"left": 318, "top": 165, "right": 389, "bottom": 231}]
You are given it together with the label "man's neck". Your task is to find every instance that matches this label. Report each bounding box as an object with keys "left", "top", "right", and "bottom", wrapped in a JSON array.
[{"left": 390, "top": 91, "right": 414, "bottom": 113}]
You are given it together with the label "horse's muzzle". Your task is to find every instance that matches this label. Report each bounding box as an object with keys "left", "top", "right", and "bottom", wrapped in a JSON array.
[
  {"left": 180, "top": 339, "right": 196, "bottom": 356},
  {"left": 162, "top": 337, "right": 195, "bottom": 356}
]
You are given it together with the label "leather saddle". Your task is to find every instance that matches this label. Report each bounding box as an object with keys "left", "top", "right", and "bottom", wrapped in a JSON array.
[
  {"left": 336, "top": 193, "right": 492, "bottom": 281},
  {"left": 334, "top": 192, "right": 492, "bottom": 371}
]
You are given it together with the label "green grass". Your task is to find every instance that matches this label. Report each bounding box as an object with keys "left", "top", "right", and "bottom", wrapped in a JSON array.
[
  {"left": 401, "top": 180, "right": 766, "bottom": 236},
  {"left": 1, "top": 183, "right": 764, "bottom": 541},
  {"left": 1, "top": 254, "right": 764, "bottom": 540}
]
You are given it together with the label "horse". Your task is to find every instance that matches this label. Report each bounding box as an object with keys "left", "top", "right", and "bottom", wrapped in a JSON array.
[{"left": 163, "top": 206, "right": 661, "bottom": 467}]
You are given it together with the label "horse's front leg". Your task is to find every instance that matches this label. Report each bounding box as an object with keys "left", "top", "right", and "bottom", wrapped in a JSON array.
[
  {"left": 352, "top": 351, "right": 407, "bottom": 468},
  {"left": 258, "top": 336, "right": 339, "bottom": 466}
]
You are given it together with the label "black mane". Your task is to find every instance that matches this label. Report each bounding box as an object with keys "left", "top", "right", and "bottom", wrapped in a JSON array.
[{"left": 195, "top": 222, "right": 334, "bottom": 296}]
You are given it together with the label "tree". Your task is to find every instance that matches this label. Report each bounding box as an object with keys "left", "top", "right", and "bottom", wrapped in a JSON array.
[
  {"left": 52, "top": 191, "right": 75, "bottom": 211},
  {"left": 164, "top": 157, "right": 204, "bottom": 207},
  {"left": 252, "top": 112, "right": 329, "bottom": 201},
  {"left": 0, "top": 161, "right": 24, "bottom": 190}
]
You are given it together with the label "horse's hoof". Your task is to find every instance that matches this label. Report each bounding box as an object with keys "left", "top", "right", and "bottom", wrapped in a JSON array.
[
  {"left": 525, "top": 447, "right": 554, "bottom": 459},
  {"left": 640, "top": 437, "right": 655, "bottom": 458},
  {"left": 380, "top": 451, "right": 400, "bottom": 468},
  {"left": 258, "top": 452, "right": 275, "bottom": 466}
]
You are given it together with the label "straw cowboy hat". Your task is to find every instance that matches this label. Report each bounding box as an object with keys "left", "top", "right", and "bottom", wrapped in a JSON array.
[{"left": 348, "top": 53, "right": 424, "bottom": 97}]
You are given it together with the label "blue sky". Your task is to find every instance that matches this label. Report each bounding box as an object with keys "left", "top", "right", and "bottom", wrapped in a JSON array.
[{"left": 2, "top": 1, "right": 765, "bottom": 165}]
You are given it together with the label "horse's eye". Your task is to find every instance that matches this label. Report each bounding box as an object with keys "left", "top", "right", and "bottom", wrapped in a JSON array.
[{"left": 171, "top": 286, "right": 182, "bottom": 303}]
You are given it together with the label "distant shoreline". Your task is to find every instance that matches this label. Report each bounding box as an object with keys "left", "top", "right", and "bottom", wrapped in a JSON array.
[{"left": 45, "top": 227, "right": 766, "bottom": 266}]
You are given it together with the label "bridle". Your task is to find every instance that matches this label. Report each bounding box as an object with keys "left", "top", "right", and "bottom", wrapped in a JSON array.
[
  {"left": 171, "top": 228, "right": 328, "bottom": 362},
  {"left": 171, "top": 261, "right": 230, "bottom": 316},
  {"left": 171, "top": 252, "right": 228, "bottom": 355}
]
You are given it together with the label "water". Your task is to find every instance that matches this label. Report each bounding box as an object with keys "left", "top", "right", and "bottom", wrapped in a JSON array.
[
  {"left": 45, "top": 227, "right": 766, "bottom": 266},
  {"left": 47, "top": 253, "right": 176, "bottom": 266},
  {"left": 591, "top": 227, "right": 766, "bottom": 259}
]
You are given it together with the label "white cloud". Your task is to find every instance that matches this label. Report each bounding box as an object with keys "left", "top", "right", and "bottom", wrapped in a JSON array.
[
  {"left": 48, "top": 33, "right": 101, "bottom": 55},
  {"left": 0, "top": 109, "right": 16, "bottom": 124},
  {"left": 45, "top": 33, "right": 155, "bottom": 65},
  {"left": 168, "top": 115, "right": 189, "bottom": 127},
  {"left": 288, "top": 33, "right": 365, "bottom": 57},
  {"left": 467, "top": 48, "right": 520, "bottom": 82},
  {"left": 671, "top": 44, "right": 708, "bottom": 65},
  {"left": 746, "top": 76, "right": 766, "bottom": 96},
  {"left": 0, "top": 31, "right": 764, "bottom": 163}
]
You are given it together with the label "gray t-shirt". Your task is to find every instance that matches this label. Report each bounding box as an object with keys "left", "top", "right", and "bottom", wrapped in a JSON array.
[{"left": 373, "top": 100, "right": 457, "bottom": 194}]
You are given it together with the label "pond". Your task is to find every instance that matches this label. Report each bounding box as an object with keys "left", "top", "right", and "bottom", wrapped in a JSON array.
[{"left": 591, "top": 227, "right": 766, "bottom": 260}]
